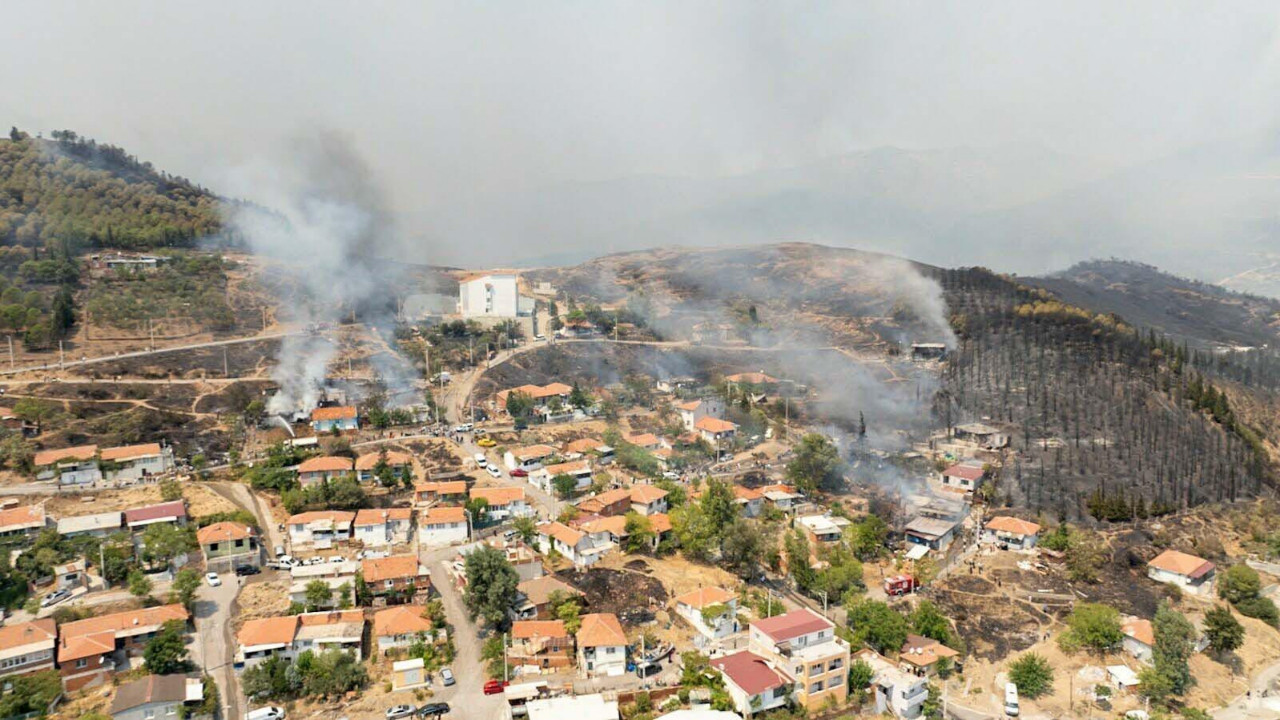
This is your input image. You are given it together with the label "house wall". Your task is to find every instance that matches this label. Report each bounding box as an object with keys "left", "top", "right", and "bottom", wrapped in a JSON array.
[
  {"left": 312, "top": 417, "right": 359, "bottom": 433},
  {"left": 1147, "top": 567, "right": 1215, "bottom": 596},
  {"left": 53, "top": 462, "right": 102, "bottom": 486},
  {"left": 460, "top": 275, "right": 519, "bottom": 318},
  {"left": 676, "top": 600, "right": 738, "bottom": 640},
  {"left": 60, "top": 653, "right": 111, "bottom": 691},
  {"left": 114, "top": 700, "right": 183, "bottom": 720},
  {"left": 420, "top": 522, "right": 468, "bottom": 547},
  {"left": 578, "top": 643, "right": 626, "bottom": 676},
  {"left": 105, "top": 450, "right": 175, "bottom": 482},
  {"left": 0, "top": 646, "right": 54, "bottom": 678}
]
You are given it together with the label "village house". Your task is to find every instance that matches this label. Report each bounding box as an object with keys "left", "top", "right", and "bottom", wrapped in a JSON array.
[
  {"left": 497, "top": 383, "right": 574, "bottom": 415},
  {"left": 854, "top": 649, "right": 929, "bottom": 719},
  {"left": 903, "top": 517, "right": 960, "bottom": 552},
  {"left": 355, "top": 451, "right": 414, "bottom": 483},
  {"left": 673, "top": 587, "right": 739, "bottom": 640},
  {"left": 732, "top": 485, "right": 765, "bottom": 518},
  {"left": 694, "top": 416, "right": 738, "bottom": 446},
  {"left": 576, "top": 488, "right": 632, "bottom": 517},
  {"left": 505, "top": 444, "right": 559, "bottom": 472},
  {"left": 513, "top": 575, "right": 586, "bottom": 620},
  {"left": 676, "top": 398, "right": 726, "bottom": 432},
  {"left": 286, "top": 510, "right": 355, "bottom": 549},
  {"left": 470, "top": 486, "right": 533, "bottom": 520},
  {"left": 419, "top": 506, "right": 469, "bottom": 547},
  {"left": 0, "top": 505, "right": 50, "bottom": 540},
  {"left": 53, "top": 559, "right": 86, "bottom": 592},
  {"left": 576, "top": 613, "right": 627, "bottom": 677},
  {"left": 953, "top": 422, "right": 1009, "bottom": 449},
  {"left": 1147, "top": 549, "right": 1217, "bottom": 596},
  {"left": 373, "top": 605, "right": 447, "bottom": 652},
  {"left": 0, "top": 406, "right": 34, "bottom": 436},
  {"left": 710, "top": 650, "right": 793, "bottom": 716},
  {"left": 1122, "top": 617, "right": 1154, "bottom": 664},
  {"left": 981, "top": 516, "right": 1041, "bottom": 550},
  {"left": 510, "top": 620, "right": 575, "bottom": 671},
  {"left": 311, "top": 406, "right": 359, "bottom": 433},
  {"left": 0, "top": 619, "right": 57, "bottom": 679},
  {"left": 297, "top": 456, "right": 355, "bottom": 488},
  {"left": 124, "top": 501, "right": 188, "bottom": 531},
  {"left": 58, "top": 604, "right": 189, "bottom": 691},
  {"left": 796, "top": 514, "right": 850, "bottom": 547},
  {"left": 531, "top": 460, "right": 593, "bottom": 494},
  {"left": 108, "top": 674, "right": 205, "bottom": 720},
  {"left": 629, "top": 485, "right": 669, "bottom": 515},
  {"left": 33, "top": 445, "right": 100, "bottom": 486},
  {"left": 938, "top": 462, "right": 985, "bottom": 495},
  {"left": 197, "top": 521, "right": 260, "bottom": 572},
  {"left": 413, "top": 480, "right": 468, "bottom": 506},
  {"left": 236, "top": 610, "right": 365, "bottom": 667},
  {"left": 899, "top": 634, "right": 961, "bottom": 678},
  {"left": 99, "top": 443, "right": 175, "bottom": 482},
  {"left": 564, "top": 438, "right": 614, "bottom": 464},
  {"left": 362, "top": 555, "right": 431, "bottom": 602},
  {"left": 536, "top": 522, "right": 613, "bottom": 569},
  {"left": 353, "top": 508, "right": 412, "bottom": 547},
  {"left": 749, "top": 608, "right": 850, "bottom": 709},
  {"left": 56, "top": 511, "right": 122, "bottom": 538},
  {"left": 458, "top": 272, "right": 531, "bottom": 318},
  {"left": 761, "top": 484, "right": 804, "bottom": 513},
  {"left": 289, "top": 575, "right": 353, "bottom": 610}
]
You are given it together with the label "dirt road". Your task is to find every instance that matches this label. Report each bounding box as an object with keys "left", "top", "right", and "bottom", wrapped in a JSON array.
[
  {"left": 0, "top": 330, "right": 298, "bottom": 377},
  {"left": 194, "top": 575, "right": 245, "bottom": 720}
]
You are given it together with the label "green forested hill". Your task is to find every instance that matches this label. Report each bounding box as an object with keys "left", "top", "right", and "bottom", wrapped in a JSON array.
[{"left": 0, "top": 128, "right": 221, "bottom": 251}]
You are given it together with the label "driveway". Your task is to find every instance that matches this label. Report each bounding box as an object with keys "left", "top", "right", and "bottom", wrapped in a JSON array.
[
  {"left": 420, "top": 546, "right": 508, "bottom": 720},
  {"left": 194, "top": 574, "right": 244, "bottom": 720}
]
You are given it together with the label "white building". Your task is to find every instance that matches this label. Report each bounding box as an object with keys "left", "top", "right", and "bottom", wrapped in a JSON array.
[
  {"left": 530, "top": 460, "right": 593, "bottom": 494},
  {"left": 236, "top": 610, "right": 365, "bottom": 667},
  {"left": 981, "top": 517, "right": 1041, "bottom": 550},
  {"left": 537, "top": 522, "right": 612, "bottom": 569},
  {"left": 676, "top": 398, "right": 726, "bottom": 432},
  {"left": 352, "top": 508, "right": 412, "bottom": 547},
  {"left": 419, "top": 507, "right": 469, "bottom": 547},
  {"left": 673, "top": 586, "right": 739, "bottom": 641},
  {"left": 470, "top": 487, "right": 533, "bottom": 521},
  {"left": 1147, "top": 549, "right": 1217, "bottom": 596},
  {"left": 286, "top": 511, "right": 355, "bottom": 549},
  {"left": 577, "top": 613, "right": 627, "bottom": 677},
  {"left": 459, "top": 272, "right": 530, "bottom": 318},
  {"left": 710, "top": 650, "right": 792, "bottom": 716},
  {"left": 854, "top": 649, "right": 929, "bottom": 719},
  {"left": 100, "top": 443, "right": 175, "bottom": 482},
  {"left": 527, "top": 693, "right": 619, "bottom": 720}
]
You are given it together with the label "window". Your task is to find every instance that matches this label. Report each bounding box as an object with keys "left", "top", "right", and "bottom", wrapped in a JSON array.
[
  {"left": 235, "top": 539, "right": 244, "bottom": 548},
  {"left": 828, "top": 677, "right": 843, "bottom": 690},
  {"left": 75, "top": 659, "right": 88, "bottom": 669},
  {"left": 809, "top": 682, "right": 822, "bottom": 694},
  {"left": 809, "top": 664, "right": 821, "bottom": 676},
  {"left": 210, "top": 543, "right": 219, "bottom": 551},
  {"left": 828, "top": 659, "right": 843, "bottom": 672},
  {"left": 818, "top": 630, "right": 826, "bottom": 639},
  {"left": 144, "top": 710, "right": 155, "bottom": 720}
]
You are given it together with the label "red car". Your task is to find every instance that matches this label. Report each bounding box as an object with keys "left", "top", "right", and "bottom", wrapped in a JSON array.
[
  {"left": 483, "top": 679, "right": 508, "bottom": 695},
  {"left": 510, "top": 468, "right": 528, "bottom": 477}
]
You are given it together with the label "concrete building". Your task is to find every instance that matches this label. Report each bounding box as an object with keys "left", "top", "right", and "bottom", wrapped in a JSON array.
[
  {"left": 694, "top": 416, "right": 738, "bottom": 445},
  {"left": 630, "top": 485, "right": 669, "bottom": 516},
  {"left": 903, "top": 517, "right": 960, "bottom": 552},
  {"left": 513, "top": 575, "right": 585, "bottom": 621},
  {"left": 676, "top": 398, "right": 726, "bottom": 432},
  {"left": 33, "top": 445, "right": 100, "bottom": 486},
  {"left": 1147, "top": 549, "right": 1216, "bottom": 596},
  {"left": 419, "top": 506, "right": 469, "bottom": 547},
  {"left": 0, "top": 505, "right": 50, "bottom": 540},
  {"left": 530, "top": 460, "right": 593, "bottom": 494},
  {"left": 124, "top": 501, "right": 188, "bottom": 530},
  {"left": 526, "top": 693, "right": 619, "bottom": 720},
  {"left": 373, "top": 605, "right": 447, "bottom": 652},
  {"left": 470, "top": 486, "right": 533, "bottom": 520},
  {"left": 197, "top": 521, "right": 261, "bottom": 572},
  {"left": 1121, "top": 617, "right": 1154, "bottom": 664},
  {"left": 0, "top": 619, "right": 56, "bottom": 679},
  {"left": 576, "top": 613, "right": 627, "bottom": 677},
  {"left": 310, "top": 406, "right": 359, "bottom": 433},
  {"left": 58, "top": 605, "right": 189, "bottom": 691},
  {"left": 459, "top": 272, "right": 526, "bottom": 318},
  {"left": 749, "top": 609, "right": 850, "bottom": 710},
  {"left": 938, "top": 462, "right": 984, "bottom": 495},
  {"left": 56, "top": 511, "right": 122, "bottom": 538},
  {"left": 505, "top": 444, "right": 558, "bottom": 472},
  {"left": 413, "top": 480, "right": 468, "bottom": 506},
  {"left": 854, "top": 649, "right": 929, "bottom": 718},
  {"left": 710, "top": 650, "right": 792, "bottom": 716},
  {"left": 673, "top": 586, "right": 739, "bottom": 641},
  {"left": 510, "top": 620, "right": 574, "bottom": 671},
  {"left": 352, "top": 508, "right": 412, "bottom": 547},
  {"left": 296, "top": 456, "right": 355, "bottom": 489},
  {"left": 286, "top": 510, "right": 355, "bottom": 549},
  {"left": 236, "top": 611, "right": 364, "bottom": 667},
  {"left": 536, "top": 522, "right": 612, "bottom": 569},
  {"left": 361, "top": 555, "right": 431, "bottom": 602},
  {"left": 355, "top": 451, "right": 414, "bottom": 483},
  {"left": 981, "top": 517, "right": 1041, "bottom": 550},
  {"left": 100, "top": 443, "right": 175, "bottom": 482},
  {"left": 109, "top": 674, "right": 204, "bottom": 720}
]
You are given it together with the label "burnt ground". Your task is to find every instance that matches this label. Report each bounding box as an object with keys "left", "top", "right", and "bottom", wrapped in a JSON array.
[
  {"left": 558, "top": 566, "right": 669, "bottom": 627},
  {"left": 82, "top": 338, "right": 281, "bottom": 379},
  {"left": 928, "top": 573, "right": 1053, "bottom": 662}
]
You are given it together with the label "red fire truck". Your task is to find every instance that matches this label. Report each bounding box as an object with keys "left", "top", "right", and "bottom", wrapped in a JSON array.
[{"left": 884, "top": 574, "right": 919, "bottom": 597}]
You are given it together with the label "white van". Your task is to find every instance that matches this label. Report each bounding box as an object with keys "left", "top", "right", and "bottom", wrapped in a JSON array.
[
  {"left": 1004, "top": 683, "right": 1019, "bottom": 717},
  {"left": 473, "top": 453, "right": 487, "bottom": 468},
  {"left": 247, "top": 707, "right": 286, "bottom": 720}
]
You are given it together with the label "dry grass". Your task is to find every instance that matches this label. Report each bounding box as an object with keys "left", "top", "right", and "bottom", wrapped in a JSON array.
[
  {"left": 235, "top": 579, "right": 292, "bottom": 623},
  {"left": 41, "top": 481, "right": 238, "bottom": 519}
]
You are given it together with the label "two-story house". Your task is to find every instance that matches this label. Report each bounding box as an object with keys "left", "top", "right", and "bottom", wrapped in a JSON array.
[
  {"left": 576, "top": 488, "right": 632, "bottom": 517},
  {"left": 286, "top": 510, "right": 355, "bottom": 549},
  {"left": 854, "top": 649, "right": 929, "bottom": 719},
  {"left": 196, "top": 521, "right": 260, "bottom": 572},
  {"left": 531, "top": 460, "right": 593, "bottom": 494},
  {"left": 676, "top": 397, "right": 726, "bottom": 432},
  {"left": 311, "top": 406, "right": 359, "bottom": 433},
  {"left": 694, "top": 416, "right": 738, "bottom": 445},
  {"left": 297, "top": 456, "right": 355, "bottom": 489},
  {"left": 353, "top": 508, "right": 412, "bottom": 547},
  {"left": 58, "top": 605, "right": 189, "bottom": 691},
  {"left": 100, "top": 443, "right": 175, "bottom": 482},
  {"left": 673, "top": 587, "right": 739, "bottom": 641},
  {"left": 0, "top": 619, "right": 57, "bottom": 680},
  {"left": 629, "top": 485, "right": 668, "bottom": 516},
  {"left": 355, "top": 451, "right": 414, "bottom": 483},
  {"left": 510, "top": 620, "right": 574, "bottom": 671},
  {"left": 108, "top": 674, "right": 204, "bottom": 720},
  {"left": 711, "top": 650, "right": 793, "bottom": 716},
  {"left": 536, "top": 522, "right": 612, "bottom": 569},
  {"left": 470, "top": 486, "right": 533, "bottom": 521},
  {"left": 749, "top": 609, "right": 850, "bottom": 710},
  {"left": 361, "top": 555, "right": 431, "bottom": 602},
  {"left": 576, "top": 613, "right": 627, "bottom": 677}
]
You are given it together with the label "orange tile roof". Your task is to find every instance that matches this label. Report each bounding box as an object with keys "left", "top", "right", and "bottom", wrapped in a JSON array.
[
  {"left": 354, "top": 508, "right": 412, "bottom": 526},
  {"left": 286, "top": 510, "right": 356, "bottom": 525},
  {"left": 0, "top": 619, "right": 55, "bottom": 653},
  {"left": 58, "top": 630, "right": 116, "bottom": 663},
  {"left": 1122, "top": 618, "right": 1154, "bottom": 647},
  {"left": 543, "top": 460, "right": 590, "bottom": 476},
  {"left": 577, "top": 613, "right": 626, "bottom": 647},
  {"left": 625, "top": 433, "right": 660, "bottom": 447},
  {"left": 100, "top": 443, "right": 163, "bottom": 462},
  {"left": 725, "top": 372, "right": 777, "bottom": 384},
  {"left": 512, "top": 444, "right": 557, "bottom": 461},
  {"left": 578, "top": 488, "right": 630, "bottom": 511},
  {"left": 985, "top": 516, "right": 1041, "bottom": 536},
  {"left": 297, "top": 609, "right": 364, "bottom": 627},
  {"left": 676, "top": 400, "right": 703, "bottom": 411},
  {"left": 33, "top": 444, "right": 97, "bottom": 466},
  {"left": 355, "top": 451, "right": 413, "bottom": 470},
  {"left": 512, "top": 620, "right": 568, "bottom": 639},
  {"left": 373, "top": 606, "right": 435, "bottom": 637},
  {"left": 60, "top": 604, "right": 188, "bottom": 661},
  {"left": 578, "top": 515, "right": 627, "bottom": 537},
  {"left": 416, "top": 480, "right": 467, "bottom": 495},
  {"left": 196, "top": 521, "right": 253, "bottom": 545},
  {"left": 298, "top": 456, "right": 355, "bottom": 473},
  {"left": 565, "top": 438, "right": 606, "bottom": 454},
  {"left": 311, "top": 406, "right": 357, "bottom": 421},
  {"left": 422, "top": 506, "right": 467, "bottom": 525},
  {"left": 650, "top": 513, "right": 672, "bottom": 534},
  {"left": 899, "top": 634, "right": 960, "bottom": 667},
  {"left": 361, "top": 555, "right": 424, "bottom": 583},
  {"left": 1148, "top": 549, "right": 1215, "bottom": 578},
  {"left": 0, "top": 505, "right": 43, "bottom": 531},
  {"left": 733, "top": 485, "right": 765, "bottom": 501},
  {"left": 517, "top": 575, "right": 584, "bottom": 605},
  {"left": 539, "top": 521, "right": 585, "bottom": 548},
  {"left": 237, "top": 615, "right": 298, "bottom": 648},
  {"left": 470, "top": 486, "right": 525, "bottom": 506},
  {"left": 674, "top": 586, "right": 736, "bottom": 609},
  {"left": 630, "top": 485, "right": 668, "bottom": 504},
  {"left": 694, "top": 416, "right": 737, "bottom": 434}
]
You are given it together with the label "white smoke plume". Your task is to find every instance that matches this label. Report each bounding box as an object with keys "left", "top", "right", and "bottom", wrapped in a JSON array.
[{"left": 221, "top": 130, "right": 406, "bottom": 416}]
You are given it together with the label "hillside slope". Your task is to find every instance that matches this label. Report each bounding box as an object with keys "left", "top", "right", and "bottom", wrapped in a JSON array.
[{"left": 0, "top": 129, "right": 221, "bottom": 250}]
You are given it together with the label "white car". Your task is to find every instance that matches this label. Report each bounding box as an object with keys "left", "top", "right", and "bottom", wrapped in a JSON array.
[
  {"left": 246, "top": 708, "right": 286, "bottom": 720},
  {"left": 473, "top": 453, "right": 487, "bottom": 468},
  {"left": 385, "top": 705, "right": 416, "bottom": 720},
  {"left": 486, "top": 464, "right": 502, "bottom": 478},
  {"left": 329, "top": 556, "right": 345, "bottom": 564},
  {"left": 205, "top": 572, "right": 221, "bottom": 587}
]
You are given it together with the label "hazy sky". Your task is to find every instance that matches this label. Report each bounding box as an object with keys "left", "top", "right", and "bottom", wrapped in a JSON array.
[{"left": 3, "top": 2, "right": 1280, "bottom": 271}]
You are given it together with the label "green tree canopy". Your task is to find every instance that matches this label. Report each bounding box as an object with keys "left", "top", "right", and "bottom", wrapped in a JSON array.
[
  {"left": 786, "top": 433, "right": 844, "bottom": 494},
  {"left": 463, "top": 545, "right": 519, "bottom": 630},
  {"left": 1008, "top": 653, "right": 1054, "bottom": 699}
]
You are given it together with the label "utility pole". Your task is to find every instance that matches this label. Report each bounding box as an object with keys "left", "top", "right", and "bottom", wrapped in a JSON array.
[
  {"left": 817, "top": 590, "right": 828, "bottom": 619},
  {"left": 503, "top": 633, "right": 509, "bottom": 682},
  {"left": 223, "top": 347, "right": 229, "bottom": 377},
  {"left": 99, "top": 544, "right": 108, "bottom": 590},
  {"left": 7, "top": 336, "right": 12, "bottom": 369},
  {"left": 58, "top": 340, "right": 64, "bottom": 369},
  {"left": 261, "top": 306, "right": 268, "bottom": 330},
  {"left": 468, "top": 337, "right": 473, "bottom": 366}
]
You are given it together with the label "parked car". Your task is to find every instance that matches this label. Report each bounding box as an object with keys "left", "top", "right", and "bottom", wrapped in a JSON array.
[
  {"left": 234, "top": 565, "right": 261, "bottom": 577},
  {"left": 661, "top": 471, "right": 680, "bottom": 480},
  {"left": 1004, "top": 683, "right": 1020, "bottom": 717},
  {"left": 416, "top": 703, "right": 450, "bottom": 717},
  {"left": 246, "top": 708, "right": 286, "bottom": 720},
  {"left": 440, "top": 667, "right": 455, "bottom": 686},
  {"left": 329, "top": 556, "right": 346, "bottom": 563},
  {"left": 483, "top": 679, "right": 508, "bottom": 695},
  {"left": 277, "top": 555, "right": 297, "bottom": 567},
  {"left": 635, "top": 661, "right": 662, "bottom": 679},
  {"left": 473, "top": 453, "right": 487, "bottom": 468},
  {"left": 40, "top": 589, "right": 71, "bottom": 608},
  {"left": 510, "top": 468, "right": 528, "bottom": 478},
  {"left": 385, "top": 705, "right": 416, "bottom": 719},
  {"left": 477, "top": 437, "right": 496, "bottom": 447},
  {"left": 205, "top": 572, "right": 221, "bottom": 587},
  {"left": 486, "top": 465, "right": 502, "bottom": 478},
  {"left": 274, "top": 545, "right": 285, "bottom": 558}
]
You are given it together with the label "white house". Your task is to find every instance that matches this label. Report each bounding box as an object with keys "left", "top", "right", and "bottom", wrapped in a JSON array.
[
  {"left": 694, "top": 416, "right": 737, "bottom": 445},
  {"left": 33, "top": 445, "right": 100, "bottom": 486},
  {"left": 576, "top": 613, "right": 627, "bottom": 677},
  {"left": 286, "top": 510, "right": 355, "bottom": 549},
  {"left": 100, "top": 443, "right": 175, "bottom": 482},
  {"left": 710, "top": 650, "right": 792, "bottom": 716},
  {"left": 1147, "top": 549, "right": 1217, "bottom": 596},
  {"left": 854, "top": 649, "right": 929, "bottom": 719},
  {"left": 470, "top": 486, "right": 533, "bottom": 520},
  {"left": 939, "top": 462, "right": 984, "bottom": 494},
  {"left": 749, "top": 609, "right": 851, "bottom": 710},
  {"left": 459, "top": 272, "right": 530, "bottom": 318},
  {"left": 236, "top": 611, "right": 364, "bottom": 667},
  {"left": 536, "top": 522, "right": 612, "bottom": 568},
  {"left": 56, "top": 511, "right": 122, "bottom": 538},
  {"left": 981, "top": 517, "right": 1041, "bottom": 550},
  {"left": 419, "top": 507, "right": 469, "bottom": 547},
  {"left": 352, "top": 508, "right": 412, "bottom": 547},
  {"left": 673, "top": 587, "right": 739, "bottom": 641},
  {"left": 505, "top": 445, "right": 558, "bottom": 472},
  {"left": 373, "top": 605, "right": 447, "bottom": 652},
  {"left": 1121, "top": 617, "right": 1154, "bottom": 664},
  {"left": 629, "top": 485, "right": 669, "bottom": 516},
  {"left": 676, "top": 398, "right": 725, "bottom": 432},
  {"left": 531, "top": 460, "right": 593, "bottom": 494}
]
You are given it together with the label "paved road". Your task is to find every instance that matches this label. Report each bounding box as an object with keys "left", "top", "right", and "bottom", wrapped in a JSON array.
[
  {"left": 194, "top": 575, "right": 244, "bottom": 720},
  {"left": 419, "top": 546, "right": 507, "bottom": 720},
  {"left": 0, "top": 330, "right": 299, "bottom": 377},
  {"left": 1213, "top": 657, "right": 1280, "bottom": 719},
  {"left": 208, "top": 481, "right": 285, "bottom": 553}
]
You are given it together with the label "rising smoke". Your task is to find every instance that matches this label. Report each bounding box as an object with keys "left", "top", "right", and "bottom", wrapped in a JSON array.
[{"left": 222, "top": 130, "right": 408, "bottom": 416}]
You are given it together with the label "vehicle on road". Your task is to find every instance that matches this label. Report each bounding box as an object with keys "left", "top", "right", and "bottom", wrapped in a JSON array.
[
  {"left": 1004, "top": 683, "right": 1020, "bottom": 717},
  {"left": 277, "top": 555, "right": 297, "bottom": 567},
  {"left": 473, "top": 453, "right": 487, "bottom": 468},
  {"left": 205, "top": 572, "right": 221, "bottom": 587},
  {"left": 40, "top": 589, "right": 71, "bottom": 608},
  {"left": 477, "top": 437, "right": 496, "bottom": 447},
  {"left": 274, "top": 545, "right": 285, "bottom": 558},
  {"left": 635, "top": 661, "right": 662, "bottom": 679},
  {"left": 247, "top": 708, "right": 286, "bottom": 720},
  {"left": 483, "top": 679, "right": 508, "bottom": 695},
  {"left": 486, "top": 465, "right": 502, "bottom": 478},
  {"left": 234, "top": 565, "right": 261, "bottom": 576},
  {"left": 440, "top": 667, "right": 455, "bottom": 686},
  {"left": 385, "top": 705, "right": 416, "bottom": 719},
  {"left": 454, "top": 423, "right": 473, "bottom": 433},
  {"left": 417, "top": 703, "right": 450, "bottom": 717},
  {"left": 661, "top": 471, "right": 680, "bottom": 480},
  {"left": 534, "top": 334, "right": 546, "bottom": 341},
  {"left": 884, "top": 574, "right": 919, "bottom": 597},
  {"left": 511, "top": 468, "right": 528, "bottom": 477},
  {"left": 329, "top": 555, "right": 346, "bottom": 563}
]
